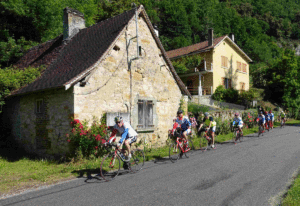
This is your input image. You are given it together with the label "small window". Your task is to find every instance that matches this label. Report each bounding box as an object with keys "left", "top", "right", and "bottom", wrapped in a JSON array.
[
  {"left": 36, "top": 99, "right": 43, "bottom": 114},
  {"left": 242, "top": 63, "right": 247, "bottom": 73},
  {"left": 222, "top": 78, "right": 231, "bottom": 89},
  {"left": 137, "top": 100, "right": 154, "bottom": 130},
  {"left": 139, "top": 46, "right": 142, "bottom": 56},
  {"left": 237, "top": 61, "right": 241, "bottom": 71},
  {"left": 221, "top": 56, "right": 228, "bottom": 68},
  {"left": 240, "top": 82, "right": 245, "bottom": 91}
]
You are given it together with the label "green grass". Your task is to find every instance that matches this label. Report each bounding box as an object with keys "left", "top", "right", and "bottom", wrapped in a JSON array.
[
  {"left": 281, "top": 173, "right": 300, "bottom": 206},
  {"left": 1, "top": 119, "right": 300, "bottom": 197}
]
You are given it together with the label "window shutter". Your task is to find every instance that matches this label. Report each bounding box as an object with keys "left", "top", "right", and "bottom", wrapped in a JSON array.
[
  {"left": 242, "top": 64, "right": 247, "bottom": 72},
  {"left": 138, "top": 100, "right": 144, "bottom": 129},
  {"left": 146, "top": 101, "right": 154, "bottom": 128},
  {"left": 229, "top": 79, "right": 232, "bottom": 88}
]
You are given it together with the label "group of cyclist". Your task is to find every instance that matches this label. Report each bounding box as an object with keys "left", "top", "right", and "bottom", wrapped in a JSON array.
[{"left": 106, "top": 108, "right": 287, "bottom": 160}]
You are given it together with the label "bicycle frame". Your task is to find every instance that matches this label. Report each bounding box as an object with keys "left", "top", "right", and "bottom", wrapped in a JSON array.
[{"left": 175, "top": 137, "right": 190, "bottom": 153}]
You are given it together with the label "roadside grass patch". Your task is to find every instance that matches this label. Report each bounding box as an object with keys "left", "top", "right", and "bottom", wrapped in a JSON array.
[
  {"left": 1, "top": 119, "right": 300, "bottom": 198},
  {"left": 281, "top": 172, "right": 300, "bottom": 206}
]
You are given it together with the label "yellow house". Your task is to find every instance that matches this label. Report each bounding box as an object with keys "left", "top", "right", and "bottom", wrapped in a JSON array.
[{"left": 166, "top": 29, "right": 252, "bottom": 97}]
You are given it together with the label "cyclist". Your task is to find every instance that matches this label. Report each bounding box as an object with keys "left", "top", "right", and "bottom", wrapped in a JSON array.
[
  {"left": 172, "top": 110, "right": 192, "bottom": 143},
  {"left": 280, "top": 111, "right": 286, "bottom": 124},
  {"left": 264, "top": 111, "right": 270, "bottom": 129},
  {"left": 108, "top": 116, "right": 138, "bottom": 160},
  {"left": 232, "top": 113, "right": 243, "bottom": 143},
  {"left": 198, "top": 112, "right": 217, "bottom": 149},
  {"left": 269, "top": 110, "right": 274, "bottom": 129},
  {"left": 258, "top": 112, "right": 266, "bottom": 131},
  {"left": 188, "top": 112, "right": 198, "bottom": 136}
]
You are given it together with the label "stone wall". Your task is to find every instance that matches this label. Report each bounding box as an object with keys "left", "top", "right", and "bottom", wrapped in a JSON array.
[
  {"left": 73, "top": 16, "right": 183, "bottom": 148},
  {"left": 3, "top": 88, "right": 74, "bottom": 156},
  {"left": 191, "top": 95, "right": 245, "bottom": 110}
]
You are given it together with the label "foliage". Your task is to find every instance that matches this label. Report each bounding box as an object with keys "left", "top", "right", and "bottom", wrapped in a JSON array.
[
  {"left": 67, "top": 118, "right": 109, "bottom": 159},
  {"left": 0, "top": 65, "right": 45, "bottom": 112},
  {"left": 212, "top": 85, "right": 226, "bottom": 102},
  {"left": 172, "top": 55, "right": 202, "bottom": 74},
  {"left": 241, "top": 111, "right": 257, "bottom": 129},
  {"left": 187, "top": 102, "right": 209, "bottom": 115},
  {"left": 214, "top": 117, "right": 231, "bottom": 136}
]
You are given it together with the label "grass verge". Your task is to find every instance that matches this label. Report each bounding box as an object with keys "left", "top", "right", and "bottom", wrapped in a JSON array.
[{"left": 1, "top": 119, "right": 300, "bottom": 198}]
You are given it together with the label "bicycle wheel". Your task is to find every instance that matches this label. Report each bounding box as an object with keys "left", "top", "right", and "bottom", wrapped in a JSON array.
[
  {"left": 129, "top": 149, "right": 145, "bottom": 173},
  {"left": 232, "top": 131, "right": 237, "bottom": 143},
  {"left": 258, "top": 126, "right": 262, "bottom": 137},
  {"left": 183, "top": 139, "right": 194, "bottom": 158},
  {"left": 200, "top": 137, "right": 208, "bottom": 151},
  {"left": 169, "top": 142, "right": 181, "bottom": 163},
  {"left": 100, "top": 152, "right": 121, "bottom": 181}
]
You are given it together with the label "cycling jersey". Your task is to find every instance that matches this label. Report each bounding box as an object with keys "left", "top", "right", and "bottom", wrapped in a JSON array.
[
  {"left": 270, "top": 113, "right": 274, "bottom": 121},
  {"left": 108, "top": 122, "right": 138, "bottom": 144},
  {"left": 281, "top": 113, "right": 286, "bottom": 118},
  {"left": 232, "top": 117, "right": 243, "bottom": 126},
  {"left": 265, "top": 114, "right": 270, "bottom": 122},
  {"left": 258, "top": 115, "right": 265, "bottom": 124},
  {"left": 173, "top": 116, "right": 191, "bottom": 132}
]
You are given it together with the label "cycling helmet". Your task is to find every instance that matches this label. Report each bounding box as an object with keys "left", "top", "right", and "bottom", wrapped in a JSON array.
[
  {"left": 114, "top": 116, "right": 123, "bottom": 123},
  {"left": 269, "top": 110, "right": 272, "bottom": 113},
  {"left": 177, "top": 110, "right": 183, "bottom": 115},
  {"left": 234, "top": 113, "right": 239, "bottom": 116},
  {"left": 204, "top": 112, "right": 209, "bottom": 117},
  {"left": 265, "top": 111, "right": 268, "bottom": 114}
]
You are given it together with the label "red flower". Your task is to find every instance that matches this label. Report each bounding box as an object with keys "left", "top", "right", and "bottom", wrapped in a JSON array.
[
  {"left": 66, "top": 133, "right": 69, "bottom": 138},
  {"left": 72, "top": 128, "right": 76, "bottom": 133},
  {"left": 95, "top": 146, "right": 98, "bottom": 150},
  {"left": 67, "top": 139, "right": 71, "bottom": 143},
  {"left": 95, "top": 134, "right": 101, "bottom": 141}
]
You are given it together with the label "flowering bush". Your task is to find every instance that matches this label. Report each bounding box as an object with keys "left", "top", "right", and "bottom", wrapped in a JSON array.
[
  {"left": 66, "top": 117, "right": 110, "bottom": 159},
  {"left": 242, "top": 112, "right": 257, "bottom": 128},
  {"left": 214, "top": 117, "right": 231, "bottom": 135}
]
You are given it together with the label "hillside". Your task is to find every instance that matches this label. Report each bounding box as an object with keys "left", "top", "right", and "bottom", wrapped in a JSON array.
[{"left": 1, "top": 0, "right": 300, "bottom": 115}]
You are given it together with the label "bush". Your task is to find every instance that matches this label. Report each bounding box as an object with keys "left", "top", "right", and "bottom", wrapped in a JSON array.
[
  {"left": 214, "top": 117, "right": 231, "bottom": 135},
  {"left": 0, "top": 65, "right": 45, "bottom": 112},
  {"left": 188, "top": 102, "right": 209, "bottom": 115},
  {"left": 212, "top": 85, "right": 226, "bottom": 101},
  {"left": 241, "top": 111, "right": 257, "bottom": 128},
  {"left": 66, "top": 117, "right": 110, "bottom": 159}
]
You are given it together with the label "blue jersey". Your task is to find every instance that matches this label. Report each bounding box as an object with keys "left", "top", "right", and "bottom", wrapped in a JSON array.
[
  {"left": 265, "top": 114, "right": 269, "bottom": 121},
  {"left": 259, "top": 116, "right": 265, "bottom": 124},
  {"left": 175, "top": 116, "right": 191, "bottom": 132},
  {"left": 270, "top": 113, "right": 274, "bottom": 120},
  {"left": 232, "top": 117, "right": 243, "bottom": 126}
]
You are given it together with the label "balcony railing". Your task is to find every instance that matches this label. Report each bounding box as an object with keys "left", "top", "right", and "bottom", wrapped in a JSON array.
[{"left": 186, "top": 86, "right": 213, "bottom": 96}]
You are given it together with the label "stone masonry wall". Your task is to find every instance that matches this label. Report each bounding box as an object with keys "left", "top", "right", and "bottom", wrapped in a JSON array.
[
  {"left": 73, "top": 16, "right": 182, "bottom": 148},
  {"left": 6, "top": 88, "right": 74, "bottom": 156}
]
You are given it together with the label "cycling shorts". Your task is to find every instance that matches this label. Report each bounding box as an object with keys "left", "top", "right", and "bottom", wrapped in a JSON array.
[{"left": 127, "top": 136, "right": 137, "bottom": 144}]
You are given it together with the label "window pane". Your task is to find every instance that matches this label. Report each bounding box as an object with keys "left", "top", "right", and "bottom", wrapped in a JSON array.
[
  {"left": 146, "top": 101, "right": 153, "bottom": 128},
  {"left": 138, "top": 100, "right": 144, "bottom": 128}
]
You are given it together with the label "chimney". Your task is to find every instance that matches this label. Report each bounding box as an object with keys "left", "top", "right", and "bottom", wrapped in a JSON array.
[
  {"left": 208, "top": 28, "right": 213, "bottom": 47},
  {"left": 63, "top": 7, "right": 86, "bottom": 40},
  {"left": 229, "top": 33, "right": 235, "bottom": 42}
]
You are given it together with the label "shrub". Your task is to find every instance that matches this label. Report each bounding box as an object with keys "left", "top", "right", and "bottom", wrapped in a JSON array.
[
  {"left": 241, "top": 111, "right": 257, "bottom": 128},
  {"left": 188, "top": 102, "right": 209, "bottom": 115},
  {"left": 67, "top": 117, "right": 109, "bottom": 159},
  {"left": 214, "top": 117, "right": 231, "bottom": 135},
  {"left": 212, "top": 85, "right": 226, "bottom": 101}
]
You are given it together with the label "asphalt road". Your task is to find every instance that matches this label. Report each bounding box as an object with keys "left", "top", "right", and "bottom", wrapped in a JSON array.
[{"left": 1, "top": 125, "right": 300, "bottom": 206}]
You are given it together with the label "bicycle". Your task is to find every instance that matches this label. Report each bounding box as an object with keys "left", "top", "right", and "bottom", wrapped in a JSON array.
[
  {"left": 258, "top": 123, "right": 264, "bottom": 137},
  {"left": 199, "top": 127, "right": 216, "bottom": 151},
  {"left": 169, "top": 128, "right": 194, "bottom": 163},
  {"left": 281, "top": 118, "right": 285, "bottom": 128},
  {"left": 232, "top": 125, "right": 243, "bottom": 143},
  {"left": 100, "top": 142, "right": 145, "bottom": 181},
  {"left": 269, "top": 120, "right": 273, "bottom": 130},
  {"left": 265, "top": 121, "right": 270, "bottom": 132}
]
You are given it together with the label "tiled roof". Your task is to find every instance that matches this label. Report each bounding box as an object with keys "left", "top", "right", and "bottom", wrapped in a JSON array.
[
  {"left": 166, "top": 36, "right": 226, "bottom": 59},
  {"left": 11, "top": 7, "right": 137, "bottom": 96},
  {"left": 10, "top": 6, "right": 191, "bottom": 98}
]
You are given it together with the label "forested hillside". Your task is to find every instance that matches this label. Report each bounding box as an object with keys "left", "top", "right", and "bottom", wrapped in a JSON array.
[{"left": 1, "top": 0, "right": 300, "bottom": 115}]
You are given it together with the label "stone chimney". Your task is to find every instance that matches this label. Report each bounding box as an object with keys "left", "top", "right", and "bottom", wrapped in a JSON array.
[
  {"left": 229, "top": 33, "right": 235, "bottom": 42},
  {"left": 63, "top": 7, "right": 86, "bottom": 40},
  {"left": 208, "top": 28, "right": 213, "bottom": 47}
]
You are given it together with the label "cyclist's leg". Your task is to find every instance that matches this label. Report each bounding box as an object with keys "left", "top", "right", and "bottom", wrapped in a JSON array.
[{"left": 211, "top": 126, "right": 216, "bottom": 147}]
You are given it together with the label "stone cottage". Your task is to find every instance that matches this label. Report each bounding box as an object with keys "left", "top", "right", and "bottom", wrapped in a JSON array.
[{"left": 2, "top": 6, "right": 191, "bottom": 156}]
